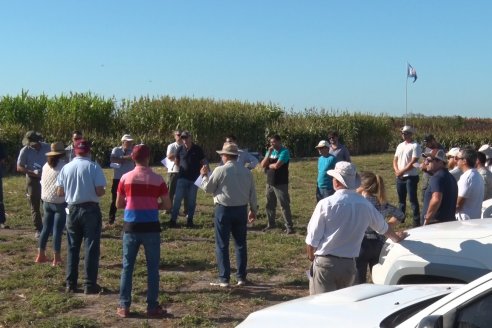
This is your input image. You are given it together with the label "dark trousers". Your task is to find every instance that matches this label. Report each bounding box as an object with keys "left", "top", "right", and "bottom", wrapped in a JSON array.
[
  {"left": 355, "top": 237, "right": 384, "bottom": 283},
  {"left": 396, "top": 175, "right": 420, "bottom": 227},
  {"left": 168, "top": 173, "right": 187, "bottom": 213},
  {"left": 26, "top": 176, "right": 43, "bottom": 231},
  {"left": 0, "top": 175, "right": 5, "bottom": 224},
  {"left": 66, "top": 203, "right": 102, "bottom": 289},
  {"left": 108, "top": 179, "right": 120, "bottom": 223}
]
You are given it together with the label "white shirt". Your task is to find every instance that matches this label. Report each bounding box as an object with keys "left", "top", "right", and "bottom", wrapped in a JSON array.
[
  {"left": 166, "top": 142, "right": 181, "bottom": 173},
  {"left": 305, "top": 189, "right": 389, "bottom": 258},
  {"left": 457, "top": 169, "right": 484, "bottom": 219},
  {"left": 394, "top": 141, "right": 421, "bottom": 177}
]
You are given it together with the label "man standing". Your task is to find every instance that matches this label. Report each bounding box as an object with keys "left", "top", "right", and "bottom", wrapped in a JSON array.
[
  {"left": 170, "top": 131, "right": 206, "bottom": 228},
  {"left": 17, "top": 131, "right": 51, "bottom": 236},
  {"left": 200, "top": 143, "right": 257, "bottom": 287},
  {"left": 420, "top": 134, "right": 444, "bottom": 224},
  {"left": 56, "top": 139, "right": 106, "bottom": 294},
  {"left": 65, "top": 130, "right": 83, "bottom": 162},
  {"left": 108, "top": 134, "right": 135, "bottom": 224},
  {"left": 477, "top": 151, "right": 492, "bottom": 200},
  {"left": 0, "top": 142, "right": 7, "bottom": 229},
  {"left": 446, "top": 147, "right": 463, "bottom": 182},
  {"left": 224, "top": 135, "right": 259, "bottom": 169},
  {"left": 421, "top": 149, "right": 458, "bottom": 225},
  {"left": 116, "top": 144, "right": 171, "bottom": 318},
  {"left": 456, "top": 148, "right": 484, "bottom": 220},
  {"left": 261, "top": 135, "right": 294, "bottom": 234},
  {"left": 393, "top": 126, "right": 421, "bottom": 227},
  {"left": 166, "top": 130, "right": 185, "bottom": 210},
  {"left": 305, "top": 162, "right": 406, "bottom": 294},
  {"left": 315, "top": 140, "right": 337, "bottom": 202},
  {"left": 328, "top": 131, "right": 351, "bottom": 162}
]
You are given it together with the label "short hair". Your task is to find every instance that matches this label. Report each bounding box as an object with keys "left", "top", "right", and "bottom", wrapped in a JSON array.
[
  {"left": 477, "top": 151, "right": 486, "bottom": 165},
  {"left": 461, "top": 148, "right": 477, "bottom": 168},
  {"left": 225, "top": 134, "right": 237, "bottom": 142},
  {"left": 328, "top": 131, "right": 339, "bottom": 138},
  {"left": 72, "top": 130, "right": 83, "bottom": 136},
  {"left": 270, "top": 134, "right": 281, "bottom": 142}
]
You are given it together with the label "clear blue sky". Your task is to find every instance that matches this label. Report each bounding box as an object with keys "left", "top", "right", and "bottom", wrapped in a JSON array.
[{"left": 1, "top": 1, "right": 491, "bottom": 117}]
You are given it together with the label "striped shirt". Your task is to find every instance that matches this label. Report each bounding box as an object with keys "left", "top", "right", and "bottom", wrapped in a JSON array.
[{"left": 117, "top": 166, "right": 168, "bottom": 233}]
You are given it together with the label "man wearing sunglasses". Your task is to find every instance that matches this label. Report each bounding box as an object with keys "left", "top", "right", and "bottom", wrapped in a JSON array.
[
  {"left": 456, "top": 147, "right": 484, "bottom": 220},
  {"left": 393, "top": 126, "right": 421, "bottom": 227},
  {"left": 421, "top": 149, "right": 457, "bottom": 225}
]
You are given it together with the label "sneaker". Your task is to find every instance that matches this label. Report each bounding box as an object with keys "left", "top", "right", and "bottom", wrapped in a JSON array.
[
  {"left": 147, "top": 305, "right": 167, "bottom": 318},
  {"left": 84, "top": 284, "right": 103, "bottom": 295},
  {"left": 210, "top": 280, "right": 230, "bottom": 288},
  {"left": 65, "top": 284, "right": 79, "bottom": 293},
  {"left": 237, "top": 278, "right": 248, "bottom": 286},
  {"left": 284, "top": 228, "right": 295, "bottom": 235},
  {"left": 0, "top": 223, "right": 9, "bottom": 229},
  {"left": 116, "top": 307, "right": 130, "bottom": 318}
]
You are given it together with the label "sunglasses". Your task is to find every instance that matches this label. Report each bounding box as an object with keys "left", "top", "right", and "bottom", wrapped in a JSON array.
[
  {"left": 424, "top": 157, "right": 440, "bottom": 163},
  {"left": 455, "top": 156, "right": 464, "bottom": 161}
]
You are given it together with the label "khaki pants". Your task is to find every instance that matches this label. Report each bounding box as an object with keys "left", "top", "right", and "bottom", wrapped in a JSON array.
[
  {"left": 310, "top": 255, "right": 356, "bottom": 295},
  {"left": 26, "top": 176, "right": 43, "bottom": 231}
]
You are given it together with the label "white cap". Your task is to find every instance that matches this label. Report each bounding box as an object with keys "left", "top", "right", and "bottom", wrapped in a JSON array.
[
  {"left": 446, "top": 147, "right": 460, "bottom": 157},
  {"left": 315, "top": 140, "right": 329, "bottom": 149}
]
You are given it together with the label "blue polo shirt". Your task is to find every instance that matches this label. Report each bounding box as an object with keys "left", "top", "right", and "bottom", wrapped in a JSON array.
[
  {"left": 17, "top": 143, "right": 51, "bottom": 174},
  {"left": 56, "top": 156, "right": 107, "bottom": 205}
]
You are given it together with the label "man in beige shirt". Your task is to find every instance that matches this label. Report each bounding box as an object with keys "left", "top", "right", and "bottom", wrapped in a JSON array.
[{"left": 200, "top": 142, "right": 257, "bottom": 287}]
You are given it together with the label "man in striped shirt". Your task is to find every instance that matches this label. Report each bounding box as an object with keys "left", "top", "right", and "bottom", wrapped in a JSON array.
[{"left": 116, "top": 144, "right": 171, "bottom": 318}]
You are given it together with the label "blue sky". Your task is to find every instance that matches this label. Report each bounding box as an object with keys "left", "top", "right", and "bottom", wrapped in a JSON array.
[{"left": 1, "top": 1, "right": 491, "bottom": 117}]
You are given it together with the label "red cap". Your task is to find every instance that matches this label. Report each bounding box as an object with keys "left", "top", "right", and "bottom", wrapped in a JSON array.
[
  {"left": 131, "top": 144, "right": 150, "bottom": 161},
  {"left": 74, "top": 139, "right": 91, "bottom": 155}
]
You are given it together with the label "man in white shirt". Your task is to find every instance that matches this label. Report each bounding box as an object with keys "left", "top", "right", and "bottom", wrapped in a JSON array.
[
  {"left": 166, "top": 130, "right": 184, "bottom": 208},
  {"left": 456, "top": 148, "right": 484, "bottom": 220},
  {"left": 446, "top": 147, "right": 463, "bottom": 182},
  {"left": 305, "top": 161, "right": 407, "bottom": 295}
]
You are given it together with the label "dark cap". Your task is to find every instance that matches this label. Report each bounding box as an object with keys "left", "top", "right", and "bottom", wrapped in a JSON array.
[
  {"left": 22, "top": 131, "right": 42, "bottom": 146},
  {"left": 423, "top": 134, "right": 435, "bottom": 142},
  {"left": 180, "top": 130, "right": 191, "bottom": 138},
  {"left": 74, "top": 139, "right": 91, "bottom": 155},
  {"left": 132, "top": 144, "right": 150, "bottom": 161},
  {"left": 422, "top": 148, "right": 447, "bottom": 163}
]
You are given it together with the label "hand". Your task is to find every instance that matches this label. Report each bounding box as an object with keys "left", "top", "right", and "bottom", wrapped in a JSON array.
[
  {"left": 395, "top": 231, "right": 408, "bottom": 242},
  {"left": 248, "top": 211, "right": 256, "bottom": 223},
  {"left": 200, "top": 165, "right": 209, "bottom": 176},
  {"left": 268, "top": 146, "right": 274, "bottom": 152}
]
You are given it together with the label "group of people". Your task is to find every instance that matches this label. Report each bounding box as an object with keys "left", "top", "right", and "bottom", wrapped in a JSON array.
[{"left": 6, "top": 125, "right": 492, "bottom": 315}]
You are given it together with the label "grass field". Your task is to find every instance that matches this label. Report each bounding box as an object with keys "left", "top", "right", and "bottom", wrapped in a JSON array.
[{"left": 0, "top": 153, "right": 411, "bottom": 327}]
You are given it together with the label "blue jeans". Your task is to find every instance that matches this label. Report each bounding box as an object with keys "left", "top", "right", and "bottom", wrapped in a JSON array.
[
  {"left": 171, "top": 178, "right": 198, "bottom": 224},
  {"left": 316, "top": 186, "right": 334, "bottom": 202},
  {"left": 396, "top": 175, "right": 420, "bottom": 226},
  {"left": 119, "top": 232, "right": 161, "bottom": 309},
  {"left": 39, "top": 202, "right": 67, "bottom": 252},
  {"left": 65, "top": 203, "right": 102, "bottom": 288},
  {"left": 214, "top": 204, "right": 248, "bottom": 282}
]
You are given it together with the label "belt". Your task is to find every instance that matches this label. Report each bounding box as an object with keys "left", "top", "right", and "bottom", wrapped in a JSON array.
[
  {"left": 317, "top": 254, "right": 354, "bottom": 260},
  {"left": 69, "top": 202, "right": 99, "bottom": 208},
  {"left": 364, "top": 234, "right": 380, "bottom": 240}
]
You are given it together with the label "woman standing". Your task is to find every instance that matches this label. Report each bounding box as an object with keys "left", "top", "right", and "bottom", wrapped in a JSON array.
[
  {"left": 356, "top": 171, "right": 405, "bottom": 283},
  {"left": 35, "top": 142, "right": 67, "bottom": 266}
]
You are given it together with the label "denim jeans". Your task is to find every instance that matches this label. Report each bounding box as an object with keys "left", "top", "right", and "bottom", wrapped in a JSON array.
[
  {"left": 316, "top": 186, "right": 335, "bottom": 202},
  {"left": 39, "top": 202, "right": 66, "bottom": 252},
  {"left": 171, "top": 178, "right": 197, "bottom": 223},
  {"left": 65, "top": 202, "right": 102, "bottom": 289},
  {"left": 265, "top": 184, "right": 293, "bottom": 229},
  {"left": 26, "top": 176, "right": 43, "bottom": 231},
  {"left": 214, "top": 204, "right": 248, "bottom": 282},
  {"left": 396, "top": 175, "right": 420, "bottom": 227},
  {"left": 168, "top": 173, "right": 188, "bottom": 213},
  {"left": 119, "top": 232, "right": 161, "bottom": 309}
]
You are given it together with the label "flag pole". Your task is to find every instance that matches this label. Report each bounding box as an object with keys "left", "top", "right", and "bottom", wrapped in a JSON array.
[{"left": 405, "top": 74, "right": 408, "bottom": 126}]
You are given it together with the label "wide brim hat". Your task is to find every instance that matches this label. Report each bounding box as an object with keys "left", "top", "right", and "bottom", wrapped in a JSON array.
[
  {"left": 121, "top": 134, "right": 134, "bottom": 142},
  {"left": 327, "top": 161, "right": 361, "bottom": 189},
  {"left": 46, "top": 142, "right": 66, "bottom": 156},
  {"left": 216, "top": 142, "right": 239, "bottom": 156}
]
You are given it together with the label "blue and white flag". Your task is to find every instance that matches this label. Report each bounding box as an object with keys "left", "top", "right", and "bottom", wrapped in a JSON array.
[{"left": 407, "top": 63, "right": 417, "bottom": 83}]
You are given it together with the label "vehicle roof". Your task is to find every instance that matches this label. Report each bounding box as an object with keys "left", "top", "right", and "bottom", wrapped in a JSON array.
[
  {"left": 237, "top": 284, "right": 461, "bottom": 328},
  {"left": 402, "top": 218, "right": 492, "bottom": 241}
]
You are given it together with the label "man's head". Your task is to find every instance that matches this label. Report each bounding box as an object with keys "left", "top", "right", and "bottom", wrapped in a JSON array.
[
  {"left": 446, "top": 147, "right": 460, "bottom": 169},
  {"left": 180, "top": 130, "right": 192, "bottom": 147},
  {"left": 22, "top": 131, "right": 43, "bottom": 149},
  {"left": 477, "top": 151, "right": 486, "bottom": 168},
  {"left": 72, "top": 130, "right": 83, "bottom": 143},
  {"left": 328, "top": 131, "right": 339, "bottom": 145},
  {"left": 74, "top": 139, "right": 91, "bottom": 157},
  {"left": 173, "top": 130, "right": 182, "bottom": 142},
  {"left": 423, "top": 134, "right": 438, "bottom": 149},
  {"left": 479, "top": 144, "right": 492, "bottom": 161},
  {"left": 216, "top": 142, "right": 239, "bottom": 162},
  {"left": 225, "top": 134, "right": 238, "bottom": 144},
  {"left": 457, "top": 147, "right": 477, "bottom": 171},
  {"left": 327, "top": 161, "right": 361, "bottom": 190},
  {"left": 315, "top": 140, "right": 330, "bottom": 156},
  {"left": 131, "top": 144, "right": 151, "bottom": 166},
  {"left": 422, "top": 149, "right": 447, "bottom": 174},
  {"left": 400, "top": 126, "right": 415, "bottom": 141},
  {"left": 269, "top": 135, "right": 282, "bottom": 150},
  {"left": 121, "top": 134, "right": 134, "bottom": 149}
]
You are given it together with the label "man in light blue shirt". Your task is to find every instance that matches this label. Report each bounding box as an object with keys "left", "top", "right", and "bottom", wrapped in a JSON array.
[{"left": 56, "top": 139, "right": 106, "bottom": 295}]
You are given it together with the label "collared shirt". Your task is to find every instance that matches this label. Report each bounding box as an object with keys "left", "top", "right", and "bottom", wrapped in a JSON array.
[
  {"left": 201, "top": 160, "right": 257, "bottom": 212},
  {"left": 118, "top": 166, "right": 168, "bottom": 233},
  {"left": 111, "top": 146, "right": 135, "bottom": 179},
  {"left": 17, "top": 142, "right": 51, "bottom": 174},
  {"left": 176, "top": 143, "right": 206, "bottom": 181},
  {"left": 394, "top": 141, "right": 421, "bottom": 177},
  {"left": 329, "top": 143, "right": 351, "bottom": 162},
  {"left": 317, "top": 154, "right": 336, "bottom": 189},
  {"left": 166, "top": 141, "right": 181, "bottom": 173},
  {"left": 457, "top": 168, "right": 484, "bottom": 219},
  {"left": 56, "top": 156, "right": 106, "bottom": 205},
  {"left": 305, "top": 189, "right": 388, "bottom": 258}
]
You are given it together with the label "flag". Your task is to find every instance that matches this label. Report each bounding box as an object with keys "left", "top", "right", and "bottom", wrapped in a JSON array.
[{"left": 407, "top": 63, "right": 417, "bottom": 83}]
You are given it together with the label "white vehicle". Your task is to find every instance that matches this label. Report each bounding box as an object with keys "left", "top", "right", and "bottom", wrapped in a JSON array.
[
  {"left": 372, "top": 218, "right": 492, "bottom": 285},
  {"left": 237, "top": 283, "right": 461, "bottom": 328},
  {"left": 238, "top": 272, "right": 492, "bottom": 328}
]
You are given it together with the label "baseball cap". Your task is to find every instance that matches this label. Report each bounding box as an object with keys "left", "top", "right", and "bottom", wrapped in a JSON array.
[
  {"left": 479, "top": 144, "right": 492, "bottom": 160},
  {"left": 327, "top": 161, "right": 361, "bottom": 189},
  {"left": 422, "top": 148, "right": 447, "bottom": 163},
  {"left": 423, "top": 134, "right": 435, "bottom": 142},
  {"left": 401, "top": 126, "right": 416, "bottom": 134},
  {"left": 446, "top": 147, "right": 460, "bottom": 157},
  {"left": 121, "top": 134, "right": 134, "bottom": 142},
  {"left": 131, "top": 144, "right": 151, "bottom": 161},
  {"left": 74, "top": 139, "right": 91, "bottom": 155},
  {"left": 315, "top": 140, "right": 329, "bottom": 149},
  {"left": 22, "top": 131, "right": 42, "bottom": 146},
  {"left": 180, "top": 130, "right": 191, "bottom": 138}
]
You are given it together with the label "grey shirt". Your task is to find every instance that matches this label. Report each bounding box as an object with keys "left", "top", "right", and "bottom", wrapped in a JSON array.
[
  {"left": 201, "top": 160, "right": 257, "bottom": 212},
  {"left": 17, "top": 142, "right": 51, "bottom": 175},
  {"left": 111, "top": 146, "right": 135, "bottom": 179}
]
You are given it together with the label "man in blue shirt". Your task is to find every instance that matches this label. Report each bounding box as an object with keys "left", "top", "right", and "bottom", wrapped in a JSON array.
[
  {"left": 56, "top": 139, "right": 106, "bottom": 294},
  {"left": 315, "top": 140, "right": 337, "bottom": 202},
  {"left": 260, "top": 135, "right": 294, "bottom": 234}
]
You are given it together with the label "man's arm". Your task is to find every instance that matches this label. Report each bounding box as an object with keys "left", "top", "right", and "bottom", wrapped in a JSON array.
[
  {"left": 269, "top": 160, "right": 284, "bottom": 170},
  {"left": 456, "top": 196, "right": 466, "bottom": 212},
  {"left": 95, "top": 186, "right": 105, "bottom": 197},
  {"left": 424, "top": 192, "right": 443, "bottom": 225},
  {"left": 261, "top": 148, "right": 273, "bottom": 168},
  {"left": 393, "top": 156, "right": 400, "bottom": 176},
  {"left": 383, "top": 225, "right": 408, "bottom": 243},
  {"left": 306, "top": 244, "right": 316, "bottom": 262},
  {"left": 116, "top": 193, "right": 126, "bottom": 209},
  {"left": 158, "top": 194, "right": 172, "bottom": 211},
  {"left": 56, "top": 186, "right": 65, "bottom": 197}
]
